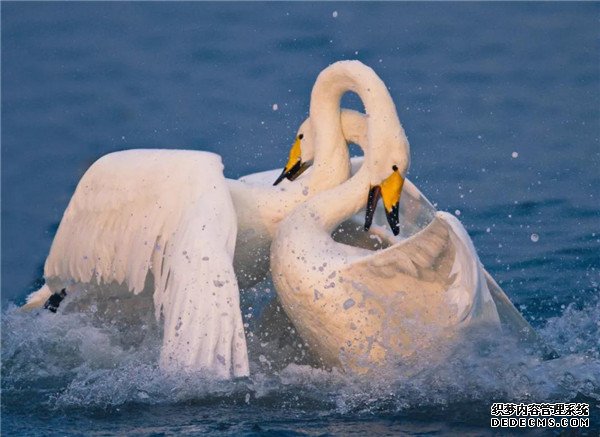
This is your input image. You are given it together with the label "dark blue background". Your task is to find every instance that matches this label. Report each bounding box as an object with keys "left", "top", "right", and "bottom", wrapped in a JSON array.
[{"left": 2, "top": 3, "right": 598, "bottom": 435}]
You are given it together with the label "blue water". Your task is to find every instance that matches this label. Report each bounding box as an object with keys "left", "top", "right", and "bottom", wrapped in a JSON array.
[{"left": 2, "top": 3, "right": 599, "bottom": 435}]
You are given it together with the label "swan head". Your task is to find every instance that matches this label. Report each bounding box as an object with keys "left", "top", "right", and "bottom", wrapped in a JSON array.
[
  {"left": 273, "top": 110, "right": 370, "bottom": 186},
  {"left": 273, "top": 118, "right": 315, "bottom": 185},
  {"left": 364, "top": 159, "right": 408, "bottom": 237},
  {"left": 362, "top": 114, "right": 410, "bottom": 236}
]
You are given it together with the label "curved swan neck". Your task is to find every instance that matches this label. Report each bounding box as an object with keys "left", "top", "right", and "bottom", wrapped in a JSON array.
[
  {"left": 310, "top": 61, "right": 406, "bottom": 185},
  {"left": 307, "top": 60, "right": 399, "bottom": 194},
  {"left": 299, "top": 61, "right": 410, "bottom": 234},
  {"left": 308, "top": 164, "right": 371, "bottom": 233},
  {"left": 340, "top": 109, "right": 368, "bottom": 151}
]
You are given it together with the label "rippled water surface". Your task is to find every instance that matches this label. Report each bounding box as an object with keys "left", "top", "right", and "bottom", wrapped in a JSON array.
[{"left": 2, "top": 3, "right": 599, "bottom": 435}]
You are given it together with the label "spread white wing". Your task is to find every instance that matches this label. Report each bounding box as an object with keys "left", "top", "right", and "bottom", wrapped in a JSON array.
[
  {"left": 280, "top": 211, "right": 500, "bottom": 369},
  {"left": 342, "top": 211, "right": 500, "bottom": 328},
  {"left": 347, "top": 175, "right": 554, "bottom": 357},
  {"left": 29, "top": 149, "right": 249, "bottom": 378}
]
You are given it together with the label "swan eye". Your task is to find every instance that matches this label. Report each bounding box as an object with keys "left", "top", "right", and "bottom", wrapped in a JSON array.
[
  {"left": 392, "top": 165, "right": 398, "bottom": 172},
  {"left": 298, "top": 134, "right": 304, "bottom": 140}
]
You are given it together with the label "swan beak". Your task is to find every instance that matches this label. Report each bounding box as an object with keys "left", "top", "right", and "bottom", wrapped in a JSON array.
[
  {"left": 364, "top": 170, "right": 404, "bottom": 236},
  {"left": 273, "top": 160, "right": 312, "bottom": 186},
  {"left": 273, "top": 136, "right": 311, "bottom": 185}
]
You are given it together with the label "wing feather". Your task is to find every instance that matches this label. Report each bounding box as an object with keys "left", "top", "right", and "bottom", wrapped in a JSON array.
[
  {"left": 39, "top": 149, "right": 249, "bottom": 377},
  {"left": 342, "top": 211, "right": 499, "bottom": 326},
  {"left": 353, "top": 214, "right": 450, "bottom": 280}
]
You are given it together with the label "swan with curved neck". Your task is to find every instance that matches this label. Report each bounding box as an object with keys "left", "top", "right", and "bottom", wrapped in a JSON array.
[
  {"left": 22, "top": 61, "right": 399, "bottom": 378},
  {"left": 271, "top": 110, "right": 554, "bottom": 362},
  {"left": 270, "top": 61, "right": 502, "bottom": 372},
  {"left": 229, "top": 60, "right": 408, "bottom": 286},
  {"left": 257, "top": 69, "right": 554, "bottom": 368}
]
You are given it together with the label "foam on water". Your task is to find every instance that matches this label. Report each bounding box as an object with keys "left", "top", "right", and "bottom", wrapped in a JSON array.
[{"left": 2, "top": 286, "right": 598, "bottom": 416}]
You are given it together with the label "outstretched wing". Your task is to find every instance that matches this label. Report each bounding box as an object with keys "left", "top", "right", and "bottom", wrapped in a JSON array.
[
  {"left": 342, "top": 211, "right": 499, "bottom": 327},
  {"left": 351, "top": 177, "right": 555, "bottom": 358},
  {"left": 39, "top": 149, "right": 249, "bottom": 378}
]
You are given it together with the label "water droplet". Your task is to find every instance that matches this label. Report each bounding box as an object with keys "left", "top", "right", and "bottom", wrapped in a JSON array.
[
  {"left": 455, "top": 209, "right": 461, "bottom": 216},
  {"left": 512, "top": 151, "right": 519, "bottom": 158},
  {"left": 343, "top": 299, "right": 355, "bottom": 310},
  {"left": 530, "top": 233, "right": 539, "bottom": 242},
  {"left": 332, "top": 11, "right": 338, "bottom": 18},
  {"left": 272, "top": 103, "right": 278, "bottom": 111}
]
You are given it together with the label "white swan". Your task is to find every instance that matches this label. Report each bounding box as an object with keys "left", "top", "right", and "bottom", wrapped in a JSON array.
[
  {"left": 22, "top": 59, "right": 548, "bottom": 379},
  {"left": 20, "top": 125, "right": 355, "bottom": 378},
  {"left": 270, "top": 60, "right": 504, "bottom": 373},
  {"left": 20, "top": 64, "right": 383, "bottom": 378},
  {"left": 266, "top": 113, "right": 552, "bottom": 360}
]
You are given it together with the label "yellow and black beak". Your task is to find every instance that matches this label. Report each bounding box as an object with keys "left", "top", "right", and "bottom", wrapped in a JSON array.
[
  {"left": 273, "top": 135, "right": 312, "bottom": 185},
  {"left": 364, "top": 165, "right": 404, "bottom": 236}
]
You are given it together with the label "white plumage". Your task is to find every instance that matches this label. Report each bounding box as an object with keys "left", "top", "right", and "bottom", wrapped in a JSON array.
[
  {"left": 23, "top": 60, "right": 548, "bottom": 380},
  {"left": 29, "top": 149, "right": 248, "bottom": 378},
  {"left": 270, "top": 61, "right": 503, "bottom": 373},
  {"left": 21, "top": 108, "right": 368, "bottom": 377}
]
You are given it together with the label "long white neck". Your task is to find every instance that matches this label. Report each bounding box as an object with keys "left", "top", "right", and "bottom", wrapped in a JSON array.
[
  {"left": 301, "top": 62, "right": 409, "bottom": 233},
  {"left": 231, "top": 62, "right": 398, "bottom": 229},
  {"left": 340, "top": 109, "right": 368, "bottom": 149},
  {"left": 309, "top": 163, "right": 371, "bottom": 233},
  {"left": 310, "top": 61, "right": 405, "bottom": 187}
]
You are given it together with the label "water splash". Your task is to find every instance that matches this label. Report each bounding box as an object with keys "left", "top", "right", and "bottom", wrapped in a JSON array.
[{"left": 2, "top": 292, "right": 599, "bottom": 415}]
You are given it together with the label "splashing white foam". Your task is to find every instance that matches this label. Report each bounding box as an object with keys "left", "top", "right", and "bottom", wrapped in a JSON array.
[{"left": 2, "top": 290, "right": 599, "bottom": 411}]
